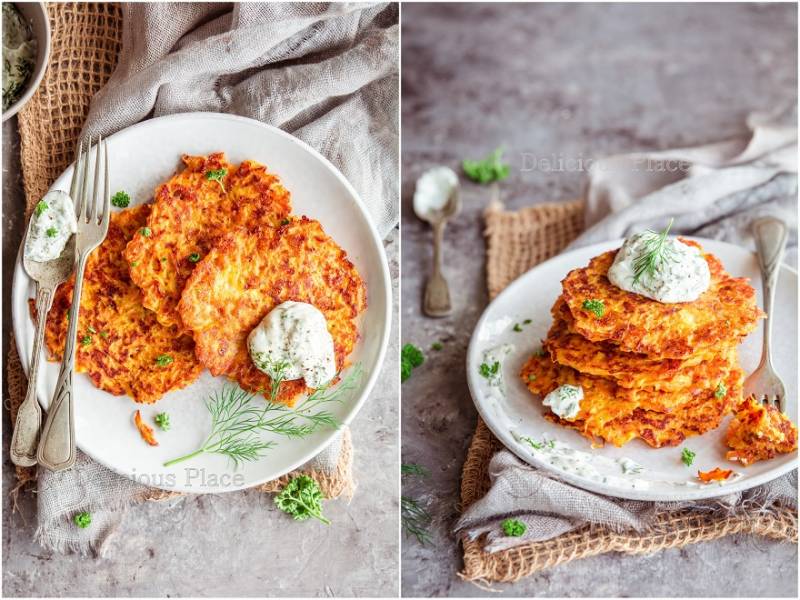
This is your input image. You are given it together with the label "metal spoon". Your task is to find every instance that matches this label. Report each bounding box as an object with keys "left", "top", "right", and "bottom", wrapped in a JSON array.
[
  {"left": 414, "top": 181, "right": 461, "bottom": 317},
  {"left": 11, "top": 211, "right": 77, "bottom": 467}
]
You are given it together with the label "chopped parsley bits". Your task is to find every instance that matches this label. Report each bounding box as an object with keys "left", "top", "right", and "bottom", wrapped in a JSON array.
[
  {"left": 431, "top": 342, "right": 443, "bottom": 351},
  {"left": 462, "top": 147, "right": 511, "bottom": 184},
  {"left": 155, "top": 354, "right": 173, "bottom": 366},
  {"left": 80, "top": 335, "right": 92, "bottom": 346},
  {"left": 34, "top": 200, "right": 48, "bottom": 216},
  {"left": 46, "top": 227, "right": 58, "bottom": 237},
  {"left": 205, "top": 168, "right": 228, "bottom": 193},
  {"left": 99, "top": 331, "right": 109, "bottom": 339},
  {"left": 523, "top": 319, "right": 532, "bottom": 324},
  {"left": 111, "top": 191, "right": 130, "bottom": 208},
  {"left": 87, "top": 325, "right": 97, "bottom": 334},
  {"left": 140, "top": 227, "right": 151, "bottom": 237},
  {"left": 714, "top": 382, "right": 727, "bottom": 399},
  {"left": 73, "top": 512, "right": 92, "bottom": 528},
  {"left": 479, "top": 361, "right": 500, "bottom": 379},
  {"left": 535, "top": 348, "right": 547, "bottom": 357},
  {"left": 512, "top": 323, "right": 523, "bottom": 332},
  {"left": 528, "top": 374, "right": 536, "bottom": 381},
  {"left": 401, "top": 343, "right": 425, "bottom": 382},
  {"left": 681, "top": 447, "right": 696, "bottom": 467},
  {"left": 582, "top": 299, "right": 605, "bottom": 317},
  {"left": 187, "top": 253, "right": 201, "bottom": 263},
  {"left": 154, "top": 412, "right": 171, "bottom": 431},
  {"left": 129, "top": 261, "right": 138, "bottom": 268},
  {"left": 280, "top": 218, "right": 290, "bottom": 226},
  {"left": 501, "top": 518, "right": 526, "bottom": 537}
]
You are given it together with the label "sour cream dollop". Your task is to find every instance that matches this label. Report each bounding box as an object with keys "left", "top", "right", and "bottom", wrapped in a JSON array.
[
  {"left": 413, "top": 166, "right": 458, "bottom": 219},
  {"left": 607, "top": 233, "right": 710, "bottom": 303},
  {"left": 247, "top": 301, "right": 336, "bottom": 389},
  {"left": 543, "top": 384, "right": 583, "bottom": 421},
  {"left": 24, "top": 190, "right": 78, "bottom": 262}
]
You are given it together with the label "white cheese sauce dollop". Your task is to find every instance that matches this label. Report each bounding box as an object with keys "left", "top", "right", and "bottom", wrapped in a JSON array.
[
  {"left": 607, "top": 232, "right": 710, "bottom": 303},
  {"left": 24, "top": 190, "right": 78, "bottom": 263},
  {"left": 413, "top": 166, "right": 458, "bottom": 220},
  {"left": 543, "top": 384, "right": 583, "bottom": 421},
  {"left": 248, "top": 301, "right": 336, "bottom": 389}
]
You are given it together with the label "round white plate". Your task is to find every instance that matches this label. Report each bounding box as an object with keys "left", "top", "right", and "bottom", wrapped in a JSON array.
[
  {"left": 12, "top": 113, "right": 392, "bottom": 493},
  {"left": 467, "top": 237, "right": 797, "bottom": 501}
]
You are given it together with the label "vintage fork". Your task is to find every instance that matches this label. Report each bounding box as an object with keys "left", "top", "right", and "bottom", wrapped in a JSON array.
[
  {"left": 743, "top": 217, "right": 788, "bottom": 413},
  {"left": 37, "top": 136, "right": 111, "bottom": 471}
]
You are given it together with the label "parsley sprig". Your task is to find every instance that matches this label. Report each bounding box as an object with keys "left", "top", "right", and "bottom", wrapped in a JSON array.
[
  {"left": 401, "top": 343, "right": 425, "bottom": 382},
  {"left": 205, "top": 168, "right": 228, "bottom": 193},
  {"left": 275, "top": 475, "right": 329, "bottom": 524},
  {"left": 462, "top": 147, "right": 511, "bottom": 184},
  {"left": 582, "top": 299, "right": 605, "bottom": 318},
  {"left": 501, "top": 518, "right": 526, "bottom": 537},
  {"left": 632, "top": 219, "right": 676, "bottom": 286},
  {"left": 162, "top": 364, "right": 362, "bottom": 468},
  {"left": 681, "top": 447, "right": 696, "bottom": 467}
]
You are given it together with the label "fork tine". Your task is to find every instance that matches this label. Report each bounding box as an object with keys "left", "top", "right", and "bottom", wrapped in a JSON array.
[
  {"left": 89, "top": 134, "right": 103, "bottom": 223},
  {"left": 69, "top": 138, "right": 83, "bottom": 200},
  {"left": 76, "top": 136, "right": 92, "bottom": 221},
  {"left": 100, "top": 140, "right": 110, "bottom": 230}
]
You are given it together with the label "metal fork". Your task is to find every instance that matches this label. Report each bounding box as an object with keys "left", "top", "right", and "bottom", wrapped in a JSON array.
[
  {"left": 37, "top": 136, "right": 111, "bottom": 471},
  {"left": 744, "top": 217, "right": 788, "bottom": 412}
]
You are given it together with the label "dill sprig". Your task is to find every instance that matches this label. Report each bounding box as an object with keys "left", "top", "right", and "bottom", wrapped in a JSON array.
[
  {"left": 401, "top": 496, "right": 433, "bottom": 544},
  {"left": 162, "top": 364, "right": 363, "bottom": 468},
  {"left": 632, "top": 218, "right": 675, "bottom": 286},
  {"left": 401, "top": 463, "right": 430, "bottom": 477}
]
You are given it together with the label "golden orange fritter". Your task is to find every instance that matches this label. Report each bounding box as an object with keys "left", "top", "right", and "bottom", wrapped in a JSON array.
[
  {"left": 124, "top": 153, "right": 291, "bottom": 330},
  {"left": 560, "top": 239, "right": 763, "bottom": 359},
  {"left": 725, "top": 396, "right": 798, "bottom": 465},
  {"left": 37, "top": 206, "right": 203, "bottom": 403},
  {"left": 545, "top": 300, "right": 739, "bottom": 392},
  {"left": 177, "top": 217, "right": 367, "bottom": 406},
  {"left": 521, "top": 353, "right": 742, "bottom": 448}
]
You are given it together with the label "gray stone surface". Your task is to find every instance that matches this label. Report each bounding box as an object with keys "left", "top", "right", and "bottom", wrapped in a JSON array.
[
  {"left": 400, "top": 3, "right": 797, "bottom": 597},
  {"left": 2, "top": 117, "right": 400, "bottom": 597}
]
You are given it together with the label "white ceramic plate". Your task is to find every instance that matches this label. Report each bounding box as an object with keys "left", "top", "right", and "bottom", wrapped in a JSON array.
[
  {"left": 467, "top": 238, "right": 797, "bottom": 501},
  {"left": 12, "top": 113, "right": 392, "bottom": 493}
]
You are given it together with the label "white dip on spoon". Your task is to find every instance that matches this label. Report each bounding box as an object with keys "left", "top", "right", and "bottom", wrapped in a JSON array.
[
  {"left": 24, "top": 190, "right": 78, "bottom": 263},
  {"left": 248, "top": 301, "right": 336, "bottom": 389},
  {"left": 413, "top": 166, "right": 458, "bottom": 219}
]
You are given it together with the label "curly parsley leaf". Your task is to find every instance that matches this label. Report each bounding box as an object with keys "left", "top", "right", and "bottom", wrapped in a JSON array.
[
  {"left": 275, "top": 475, "right": 330, "bottom": 524},
  {"left": 34, "top": 200, "right": 48, "bottom": 216},
  {"left": 462, "top": 147, "right": 511, "bottom": 184},
  {"left": 501, "top": 518, "right": 526, "bottom": 537},
  {"left": 582, "top": 299, "right": 605, "bottom": 318},
  {"left": 154, "top": 412, "right": 171, "bottom": 431},
  {"left": 111, "top": 191, "right": 130, "bottom": 208},
  {"left": 73, "top": 511, "right": 92, "bottom": 528},
  {"left": 681, "top": 447, "right": 696, "bottom": 467},
  {"left": 205, "top": 168, "right": 228, "bottom": 193},
  {"left": 479, "top": 361, "right": 500, "bottom": 379},
  {"left": 155, "top": 354, "right": 173, "bottom": 366},
  {"left": 46, "top": 227, "right": 58, "bottom": 238},
  {"left": 401, "top": 343, "right": 425, "bottom": 382}
]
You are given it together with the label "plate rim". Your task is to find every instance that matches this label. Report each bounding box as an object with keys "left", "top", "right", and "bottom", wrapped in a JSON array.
[
  {"left": 466, "top": 236, "right": 798, "bottom": 502},
  {"left": 11, "top": 111, "right": 393, "bottom": 493}
]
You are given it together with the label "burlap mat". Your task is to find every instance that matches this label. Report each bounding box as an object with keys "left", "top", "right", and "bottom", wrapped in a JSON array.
[
  {"left": 7, "top": 2, "right": 353, "bottom": 501},
  {"left": 458, "top": 199, "right": 797, "bottom": 584}
]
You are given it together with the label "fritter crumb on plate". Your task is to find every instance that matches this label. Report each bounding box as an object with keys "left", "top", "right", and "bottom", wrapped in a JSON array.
[{"left": 725, "top": 396, "right": 798, "bottom": 466}]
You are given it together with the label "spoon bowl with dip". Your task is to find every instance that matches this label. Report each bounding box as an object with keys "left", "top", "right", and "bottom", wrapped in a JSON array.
[
  {"left": 11, "top": 187, "right": 79, "bottom": 466},
  {"left": 413, "top": 166, "right": 461, "bottom": 317}
]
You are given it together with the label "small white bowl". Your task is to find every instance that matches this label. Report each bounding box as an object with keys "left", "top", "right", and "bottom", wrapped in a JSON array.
[{"left": 2, "top": 2, "right": 51, "bottom": 122}]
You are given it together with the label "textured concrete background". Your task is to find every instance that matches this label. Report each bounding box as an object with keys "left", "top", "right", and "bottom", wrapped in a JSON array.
[
  {"left": 401, "top": 2, "right": 797, "bottom": 597},
  {"left": 2, "top": 118, "right": 400, "bottom": 597}
]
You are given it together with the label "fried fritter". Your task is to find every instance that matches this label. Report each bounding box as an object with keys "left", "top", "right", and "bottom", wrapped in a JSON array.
[
  {"left": 725, "top": 396, "right": 798, "bottom": 465},
  {"left": 124, "top": 153, "right": 291, "bottom": 330},
  {"left": 37, "top": 206, "right": 203, "bottom": 403},
  {"left": 546, "top": 299, "right": 739, "bottom": 392},
  {"left": 521, "top": 353, "right": 742, "bottom": 448},
  {"left": 177, "top": 217, "right": 367, "bottom": 406},
  {"left": 560, "top": 239, "right": 763, "bottom": 358}
]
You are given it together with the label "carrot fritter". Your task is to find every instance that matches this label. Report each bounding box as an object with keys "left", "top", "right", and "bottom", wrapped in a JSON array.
[
  {"left": 560, "top": 239, "right": 763, "bottom": 359},
  {"left": 545, "top": 299, "right": 739, "bottom": 392},
  {"left": 37, "top": 206, "right": 203, "bottom": 404},
  {"left": 177, "top": 217, "right": 367, "bottom": 406},
  {"left": 124, "top": 153, "right": 291, "bottom": 330},
  {"left": 521, "top": 353, "right": 742, "bottom": 448},
  {"left": 725, "top": 396, "right": 798, "bottom": 466}
]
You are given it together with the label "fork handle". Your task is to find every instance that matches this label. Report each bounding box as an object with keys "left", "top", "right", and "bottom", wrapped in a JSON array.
[
  {"left": 751, "top": 217, "right": 787, "bottom": 369},
  {"left": 10, "top": 285, "right": 53, "bottom": 466},
  {"left": 37, "top": 253, "right": 88, "bottom": 471}
]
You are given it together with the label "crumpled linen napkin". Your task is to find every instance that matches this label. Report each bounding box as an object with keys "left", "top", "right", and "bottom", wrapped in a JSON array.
[
  {"left": 456, "top": 108, "right": 798, "bottom": 554},
  {"left": 36, "top": 2, "right": 397, "bottom": 557}
]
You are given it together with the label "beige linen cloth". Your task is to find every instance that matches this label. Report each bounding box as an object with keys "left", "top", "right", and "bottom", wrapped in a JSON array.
[
  {"left": 35, "top": 1, "right": 398, "bottom": 556},
  {"left": 456, "top": 107, "right": 798, "bottom": 554}
]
